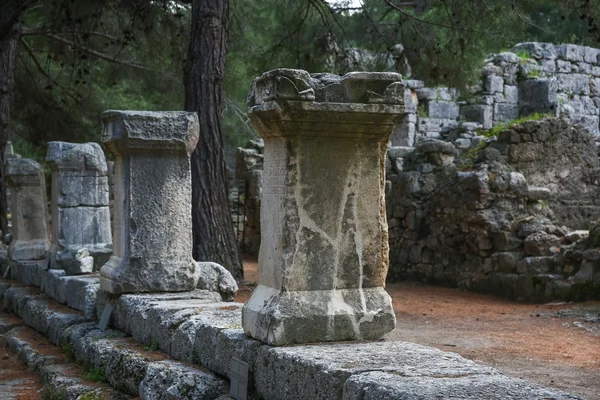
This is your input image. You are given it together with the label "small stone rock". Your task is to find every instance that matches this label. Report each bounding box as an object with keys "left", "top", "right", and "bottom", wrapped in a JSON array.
[
  {"left": 523, "top": 232, "right": 561, "bottom": 256},
  {"left": 57, "top": 247, "right": 94, "bottom": 275},
  {"left": 527, "top": 186, "right": 551, "bottom": 201},
  {"left": 196, "top": 262, "right": 239, "bottom": 302}
]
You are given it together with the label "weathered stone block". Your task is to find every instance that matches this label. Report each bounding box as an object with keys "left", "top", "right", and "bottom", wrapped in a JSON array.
[
  {"left": 99, "top": 111, "right": 200, "bottom": 294},
  {"left": 195, "top": 261, "right": 238, "bottom": 302},
  {"left": 557, "top": 73, "right": 590, "bottom": 95},
  {"left": 427, "top": 100, "right": 459, "bottom": 119},
  {"left": 556, "top": 44, "right": 585, "bottom": 62},
  {"left": 342, "top": 371, "right": 578, "bottom": 400},
  {"left": 519, "top": 78, "right": 557, "bottom": 104},
  {"left": 460, "top": 105, "right": 493, "bottom": 129},
  {"left": 244, "top": 70, "right": 400, "bottom": 345},
  {"left": 485, "top": 75, "right": 504, "bottom": 93},
  {"left": 511, "top": 42, "right": 556, "bottom": 60},
  {"left": 6, "top": 158, "right": 50, "bottom": 263},
  {"left": 494, "top": 103, "right": 519, "bottom": 123},
  {"left": 254, "top": 341, "right": 496, "bottom": 400}
]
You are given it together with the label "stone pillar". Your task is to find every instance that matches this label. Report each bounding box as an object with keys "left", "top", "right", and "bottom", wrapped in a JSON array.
[
  {"left": 99, "top": 111, "right": 200, "bottom": 294},
  {"left": 6, "top": 158, "right": 50, "bottom": 262},
  {"left": 46, "top": 142, "right": 113, "bottom": 273},
  {"left": 242, "top": 69, "right": 404, "bottom": 345}
]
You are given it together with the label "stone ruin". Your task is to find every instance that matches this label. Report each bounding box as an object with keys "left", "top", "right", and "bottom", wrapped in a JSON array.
[
  {"left": 387, "top": 118, "right": 600, "bottom": 302},
  {"left": 242, "top": 69, "right": 403, "bottom": 345},
  {"left": 0, "top": 68, "right": 585, "bottom": 399},
  {"left": 46, "top": 141, "right": 112, "bottom": 274},
  {"left": 236, "top": 42, "right": 600, "bottom": 303}
]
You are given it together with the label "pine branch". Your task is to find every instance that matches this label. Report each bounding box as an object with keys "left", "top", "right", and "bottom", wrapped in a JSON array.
[{"left": 42, "top": 33, "right": 154, "bottom": 71}]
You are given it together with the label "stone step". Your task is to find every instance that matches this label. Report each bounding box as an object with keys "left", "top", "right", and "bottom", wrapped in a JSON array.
[
  {"left": 1, "top": 283, "right": 228, "bottom": 399},
  {"left": 1, "top": 310, "right": 133, "bottom": 400},
  {"left": 2, "top": 278, "right": 582, "bottom": 400}
]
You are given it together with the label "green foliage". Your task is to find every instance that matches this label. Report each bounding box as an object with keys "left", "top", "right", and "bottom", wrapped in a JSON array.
[
  {"left": 417, "top": 104, "right": 428, "bottom": 118},
  {"left": 459, "top": 140, "right": 487, "bottom": 170},
  {"left": 515, "top": 50, "right": 531, "bottom": 62},
  {"left": 61, "top": 338, "right": 73, "bottom": 361},
  {"left": 144, "top": 340, "right": 159, "bottom": 352},
  {"left": 83, "top": 365, "right": 107, "bottom": 383},
  {"left": 9, "top": 0, "right": 600, "bottom": 160},
  {"left": 481, "top": 113, "right": 553, "bottom": 138},
  {"left": 42, "top": 386, "right": 69, "bottom": 400},
  {"left": 79, "top": 392, "right": 106, "bottom": 400}
]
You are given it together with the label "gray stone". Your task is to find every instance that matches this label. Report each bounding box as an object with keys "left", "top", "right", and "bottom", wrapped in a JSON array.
[
  {"left": 388, "top": 146, "right": 414, "bottom": 159},
  {"left": 519, "top": 78, "right": 557, "bottom": 104},
  {"left": 342, "top": 371, "right": 579, "bottom": 400},
  {"left": 527, "top": 186, "right": 551, "bottom": 201},
  {"left": 523, "top": 232, "right": 561, "bottom": 256},
  {"left": 460, "top": 104, "right": 493, "bottom": 129},
  {"left": 139, "top": 361, "right": 225, "bottom": 400},
  {"left": 511, "top": 42, "right": 557, "bottom": 60},
  {"left": 195, "top": 261, "right": 239, "bottom": 301},
  {"left": 56, "top": 247, "right": 94, "bottom": 275},
  {"left": 516, "top": 256, "right": 556, "bottom": 275},
  {"left": 557, "top": 73, "right": 590, "bottom": 95},
  {"left": 416, "top": 87, "right": 457, "bottom": 101},
  {"left": 417, "top": 118, "right": 457, "bottom": 133},
  {"left": 494, "top": 103, "right": 519, "bottom": 123},
  {"left": 427, "top": 100, "right": 459, "bottom": 119},
  {"left": 570, "top": 114, "right": 600, "bottom": 137},
  {"left": 5, "top": 158, "right": 50, "bottom": 262},
  {"left": 100, "top": 110, "right": 201, "bottom": 294},
  {"left": 243, "top": 69, "right": 399, "bottom": 345},
  {"left": 455, "top": 138, "right": 471, "bottom": 149},
  {"left": 492, "top": 252, "right": 521, "bottom": 273},
  {"left": 46, "top": 142, "right": 113, "bottom": 272},
  {"left": 565, "top": 230, "right": 589, "bottom": 243},
  {"left": 254, "top": 341, "right": 497, "bottom": 400},
  {"left": 493, "top": 52, "right": 520, "bottom": 64},
  {"left": 485, "top": 75, "right": 504, "bottom": 93},
  {"left": 556, "top": 44, "right": 585, "bottom": 62}
]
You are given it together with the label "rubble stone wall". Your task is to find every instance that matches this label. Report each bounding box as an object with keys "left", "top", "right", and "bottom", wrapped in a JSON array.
[
  {"left": 386, "top": 118, "right": 600, "bottom": 302},
  {"left": 393, "top": 42, "right": 600, "bottom": 151}
]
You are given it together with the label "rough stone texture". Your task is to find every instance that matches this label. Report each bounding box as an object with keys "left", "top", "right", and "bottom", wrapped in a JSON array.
[
  {"left": 139, "top": 361, "right": 225, "bottom": 400},
  {"left": 46, "top": 142, "right": 113, "bottom": 272},
  {"left": 342, "top": 371, "right": 580, "bottom": 400},
  {"left": 100, "top": 111, "right": 200, "bottom": 294},
  {"left": 243, "top": 69, "right": 401, "bottom": 345},
  {"left": 55, "top": 247, "right": 94, "bottom": 275},
  {"left": 1, "top": 276, "right": 583, "bottom": 400},
  {"left": 236, "top": 140, "right": 264, "bottom": 256},
  {"left": 5, "top": 158, "right": 50, "bottom": 262},
  {"left": 42, "top": 269, "right": 100, "bottom": 320},
  {"left": 195, "top": 261, "right": 239, "bottom": 301},
  {"left": 386, "top": 118, "right": 600, "bottom": 302},
  {"left": 254, "top": 341, "right": 579, "bottom": 400}
]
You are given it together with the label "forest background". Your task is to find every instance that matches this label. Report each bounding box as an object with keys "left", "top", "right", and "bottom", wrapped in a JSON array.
[{"left": 1, "top": 0, "right": 600, "bottom": 277}]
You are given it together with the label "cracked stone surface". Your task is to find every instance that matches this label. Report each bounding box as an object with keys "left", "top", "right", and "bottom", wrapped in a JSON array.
[{"left": 243, "top": 69, "right": 404, "bottom": 345}]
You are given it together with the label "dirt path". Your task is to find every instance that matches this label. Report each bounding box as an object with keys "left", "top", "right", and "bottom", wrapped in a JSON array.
[
  {"left": 0, "top": 338, "right": 42, "bottom": 400},
  {"left": 238, "top": 257, "right": 600, "bottom": 399}
]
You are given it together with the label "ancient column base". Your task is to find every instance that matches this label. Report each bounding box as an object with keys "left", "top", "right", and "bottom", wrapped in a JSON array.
[
  {"left": 242, "top": 285, "right": 396, "bottom": 346},
  {"left": 99, "top": 255, "right": 200, "bottom": 294}
]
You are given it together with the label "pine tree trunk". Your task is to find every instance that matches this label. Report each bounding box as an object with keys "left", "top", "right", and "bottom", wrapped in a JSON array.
[
  {"left": 184, "top": 0, "right": 242, "bottom": 278},
  {"left": 0, "top": 1, "right": 22, "bottom": 235}
]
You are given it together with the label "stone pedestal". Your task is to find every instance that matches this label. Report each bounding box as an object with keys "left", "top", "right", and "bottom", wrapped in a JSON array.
[
  {"left": 6, "top": 158, "right": 50, "bottom": 262},
  {"left": 99, "top": 111, "right": 200, "bottom": 294},
  {"left": 242, "top": 69, "right": 404, "bottom": 345},
  {"left": 46, "top": 142, "right": 113, "bottom": 273}
]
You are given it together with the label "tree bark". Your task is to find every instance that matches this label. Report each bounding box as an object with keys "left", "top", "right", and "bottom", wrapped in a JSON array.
[
  {"left": 0, "top": 1, "right": 23, "bottom": 235},
  {"left": 184, "top": 0, "right": 242, "bottom": 278}
]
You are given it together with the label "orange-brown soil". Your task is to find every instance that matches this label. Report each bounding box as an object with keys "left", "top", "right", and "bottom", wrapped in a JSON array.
[{"left": 239, "top": 256, "right": 600, "bottom": 399}]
